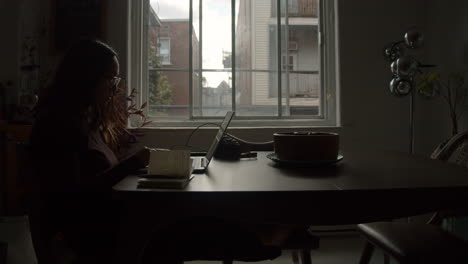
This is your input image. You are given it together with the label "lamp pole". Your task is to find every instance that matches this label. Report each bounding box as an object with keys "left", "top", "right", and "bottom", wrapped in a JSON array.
[
  {"left": 409, "top": 88, "right": 415, "bottom": 154},
  {"left": 386, "top": 30, "right": 433, "bottom": 224},
  {"left": 385, "top": 30, "right": 429, "bottom": 155}
]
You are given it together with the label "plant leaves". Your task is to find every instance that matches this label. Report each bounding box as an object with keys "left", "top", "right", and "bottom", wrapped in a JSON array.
[{"left": 142, "top": 120, "right": 153, "bottom": 127}]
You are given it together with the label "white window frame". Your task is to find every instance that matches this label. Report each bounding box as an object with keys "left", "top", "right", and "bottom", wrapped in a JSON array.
[{"left": 128, "top": 0, "right": 340, "bottom": 128}]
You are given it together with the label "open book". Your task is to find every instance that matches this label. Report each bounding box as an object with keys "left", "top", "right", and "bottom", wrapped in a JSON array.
[{"left": 137, "top": 148, "right": 194, "bottom": 189}]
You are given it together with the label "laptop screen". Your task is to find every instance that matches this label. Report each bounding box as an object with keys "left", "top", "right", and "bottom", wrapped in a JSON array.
[{"left": 204, "top": 111, "right": 235, "bottom": 163}]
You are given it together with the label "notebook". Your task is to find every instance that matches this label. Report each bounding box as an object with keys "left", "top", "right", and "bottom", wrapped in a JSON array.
[{"left": 137, "top": 175, "right": 194, "bottom": 189}]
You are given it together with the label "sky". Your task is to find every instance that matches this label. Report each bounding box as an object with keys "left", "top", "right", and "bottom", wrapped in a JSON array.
[{"left": 150, "top": 0, "right": 236, "bottom": 88}]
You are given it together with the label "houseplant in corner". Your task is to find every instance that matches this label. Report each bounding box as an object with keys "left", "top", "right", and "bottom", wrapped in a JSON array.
[
  {"left": 417, "top": 70, "right": 468, "bottom": 136},
  {"left": 416, "top": 70, "right": 468, "bottom": 158}
]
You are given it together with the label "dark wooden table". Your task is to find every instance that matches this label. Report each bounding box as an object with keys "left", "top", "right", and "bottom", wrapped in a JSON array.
[{"left": 113, "top": 148, "right": 468, "bottom": 225}]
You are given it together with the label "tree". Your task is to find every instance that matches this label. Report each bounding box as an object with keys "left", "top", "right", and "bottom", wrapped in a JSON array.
[{"left": 148, "top": 44, "right": 173, "bottom": 109}]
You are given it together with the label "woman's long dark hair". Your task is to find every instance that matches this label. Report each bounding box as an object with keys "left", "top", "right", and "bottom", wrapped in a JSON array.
[{"left": 36, "top": 39, "right": 128, "bottom": 152}]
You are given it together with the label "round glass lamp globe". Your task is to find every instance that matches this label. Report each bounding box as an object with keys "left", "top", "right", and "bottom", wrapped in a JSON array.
[
  {"left": 404, "top": 30, "right": 424, "bottom": 49},
  {"left": 396, "top": 56, "right": 418, "bottom": 77},
  {"left": 390, "top": 78, "right": 412, "bottom": 97}
]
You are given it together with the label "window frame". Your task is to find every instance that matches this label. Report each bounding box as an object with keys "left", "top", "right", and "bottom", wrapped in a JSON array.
[{"left": 128, "top": 0, "right": 340, "bottom": 128}]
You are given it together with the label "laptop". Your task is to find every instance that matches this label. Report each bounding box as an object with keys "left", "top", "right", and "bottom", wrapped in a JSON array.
[{"left": 191, "top": 111, "right": 235, "bottom": 173}]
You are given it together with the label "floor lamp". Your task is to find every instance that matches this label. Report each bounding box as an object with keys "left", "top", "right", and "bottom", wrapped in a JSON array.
[{"left": 384, "top": 30, "right": 435, "bottom": 154}]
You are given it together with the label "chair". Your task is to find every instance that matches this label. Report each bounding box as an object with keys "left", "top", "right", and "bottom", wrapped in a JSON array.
[{"left": 357, "top": 132, "right": 468, "bottom": 264}]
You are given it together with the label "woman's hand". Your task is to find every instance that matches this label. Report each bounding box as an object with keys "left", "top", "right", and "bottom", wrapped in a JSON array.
[{"left": 134, "top": 147, "right": 151, "bottom": 166}]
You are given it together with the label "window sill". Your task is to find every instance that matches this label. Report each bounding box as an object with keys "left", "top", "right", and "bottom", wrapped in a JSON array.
[
  {"left": 130, "top": 117, "right": 338, "bottom": 129},
  {"left": 129, "top": 126, "right": 343, "bottom": 144},
  {"left": 127, "top": 126, "right": 343, "bottom": 152},
  {"left": 132, "top": 125, "right": 342, "bottom": 131}
]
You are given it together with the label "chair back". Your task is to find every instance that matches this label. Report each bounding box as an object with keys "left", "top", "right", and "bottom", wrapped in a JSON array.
[
  {"left": 428, "top": 132, "right": 468, "bottom": 225},
  {"left": 432, "top": 132, "right": 468, "bottom": 167}
]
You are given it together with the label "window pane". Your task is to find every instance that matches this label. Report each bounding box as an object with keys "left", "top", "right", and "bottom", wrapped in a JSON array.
[
  {"left": 271, "top": 0, "right": 321, "bottom": 116},
  {"left": 148, "top": 0, "right": 191, "bottom": 119},
  {"left": 191, "top": 0, "right": 233, "bottom": 118},
  {"left": 148, "top": 70, "right": 189, "bottom": 118},
  {"left": 289, "top": 0, "right": 299, "bottom": 14},
  {"left": 236, "top": 0, "right": 280, "bottom": 117},
  {"left": 271, "top": 0, "right": 318, "bottom": 17},
  {"left": 237, "top": 0, "right": 321, "bottom": 117},
  {"left": 281, "top": 22, "right": 321, "bottom": 115},
  {"left": 237, "top": 71, "right": 279, "bottom": 116},
  {"left": 196, "top": 71, "right": 233, "bottom": 117}
]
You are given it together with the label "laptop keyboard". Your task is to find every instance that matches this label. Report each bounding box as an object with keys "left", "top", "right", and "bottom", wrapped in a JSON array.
[{"left": 191, "top": 157, "right": 206, "bottom": 169}]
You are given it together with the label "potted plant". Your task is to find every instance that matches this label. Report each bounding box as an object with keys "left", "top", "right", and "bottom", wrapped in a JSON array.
[
  {"left": 417, "top": 70, "right": 468, "bottom": 136},
  {"left": 416, "top": 70, "right": 468, "bottom": 158}
]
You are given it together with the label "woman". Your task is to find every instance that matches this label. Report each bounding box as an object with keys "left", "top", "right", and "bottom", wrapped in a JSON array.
[
  {"left": 29, "top": 39, "right": 148, "bottom": 263},
  {"left": 29, "top": 39, "right": 282, "bottom": 264}
]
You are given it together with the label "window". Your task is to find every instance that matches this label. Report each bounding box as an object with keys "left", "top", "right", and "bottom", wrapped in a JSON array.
[
  {"left": 289, "top": 0, "right": 299, "bottom": 15},
  {"left": 157, "top": 38, "right": 171, "bottom": 65},
  {"left": 271, "top": 0, "right": 319, "bottom": 17},
  {"left": 130, "top": 0, "right": 338, "bottom": 127},
  {"left": 282, "top": 55, "right": 296, "bottom": 71}
]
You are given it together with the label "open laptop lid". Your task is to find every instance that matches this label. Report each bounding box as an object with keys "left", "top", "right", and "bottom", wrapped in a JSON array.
[{"left": 204, "top": 111, "right": 235, "bottom": 165}]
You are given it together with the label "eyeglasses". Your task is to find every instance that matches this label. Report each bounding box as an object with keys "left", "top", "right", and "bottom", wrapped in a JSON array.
[
  {"left": 106, "top": 76, "right": 122, "bottom": 95},
  {"left": 109, "top": 76, "right": 122, "bottom": 87}
]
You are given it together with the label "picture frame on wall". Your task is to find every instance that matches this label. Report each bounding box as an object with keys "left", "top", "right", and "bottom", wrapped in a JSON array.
[{"left": 50, "top": 0, "right": 107, "bottom": 54}]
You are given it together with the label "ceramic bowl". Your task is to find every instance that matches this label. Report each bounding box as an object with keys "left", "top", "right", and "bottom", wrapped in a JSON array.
[{"left": 273, "top": 132, "right": 339, "bottom": 161}]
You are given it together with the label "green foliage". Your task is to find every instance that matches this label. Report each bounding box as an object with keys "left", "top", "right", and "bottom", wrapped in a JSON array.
[
  {"left": 148, "top": 45, "right": 173, "bottom": 108},
  {"left": 127, "top": 88, "right": 152, "bottom": 127},
  {"left": 416, "top": 72, "right": 440, "bottom": 98},
  {"left": 416, "top": 70, "right": 468, "bottom": 135}
]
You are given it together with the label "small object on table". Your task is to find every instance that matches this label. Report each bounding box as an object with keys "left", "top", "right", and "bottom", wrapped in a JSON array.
[
  {"left": 215, "top": 133, "right": 273, "bottom": 160},
  {"left": 137, "top": 148, "right": 194, "bottom": 189}
]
